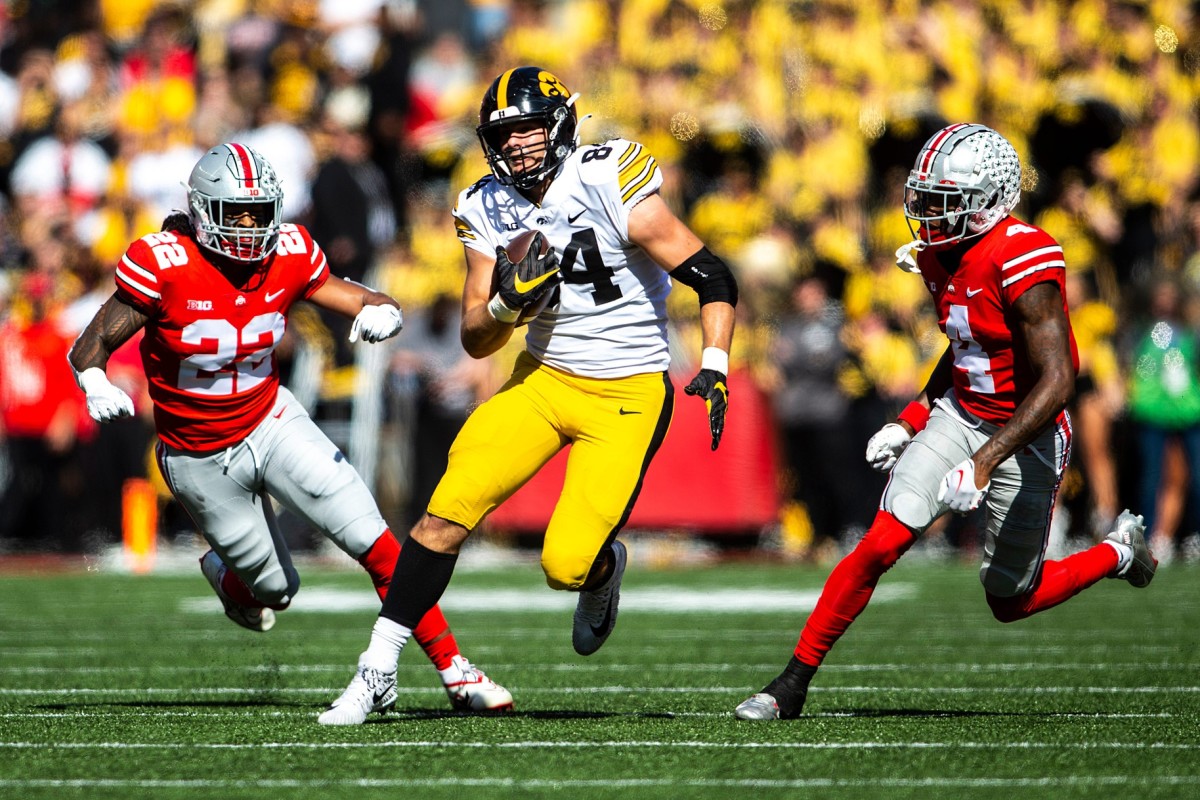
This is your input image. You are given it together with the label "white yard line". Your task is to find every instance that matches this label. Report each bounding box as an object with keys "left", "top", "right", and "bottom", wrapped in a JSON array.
[{"left": 174, "top": 584, "right": 916, "bottom": 615}]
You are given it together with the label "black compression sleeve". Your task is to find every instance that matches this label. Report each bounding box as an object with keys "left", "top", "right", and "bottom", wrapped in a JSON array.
[
  {"left": 378, "top": 536, "right": 458, "bottom": 628},
  {"left": 670, "top": 247, "right": 739, "bottom": 307}
]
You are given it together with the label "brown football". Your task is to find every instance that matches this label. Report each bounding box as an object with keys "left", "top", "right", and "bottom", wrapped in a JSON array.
[
  {"left": 495, "top": 229, "right": 554, "bottom": 326},
  {"left": 504, "top": 228, "right": 549, "bottom": 264}
]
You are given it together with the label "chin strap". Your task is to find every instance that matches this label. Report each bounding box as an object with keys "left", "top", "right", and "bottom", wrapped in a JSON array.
[{"left": 894, "top": 240, "right": 926, "bottom": 274}]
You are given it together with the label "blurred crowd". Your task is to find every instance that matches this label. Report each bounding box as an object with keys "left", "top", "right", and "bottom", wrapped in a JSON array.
[{"left": 1, "top": 0, "right": 1199, "bottom": 562}]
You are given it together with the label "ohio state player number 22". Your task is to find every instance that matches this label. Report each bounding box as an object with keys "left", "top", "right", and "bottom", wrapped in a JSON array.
[{"left": 178, "top": 313, "right": 286, "bottom": 396}]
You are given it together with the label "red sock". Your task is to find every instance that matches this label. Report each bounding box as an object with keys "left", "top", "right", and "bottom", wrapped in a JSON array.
[
  {"left": 986, "top": 543, "right": 1119, "bottom": 622},
  {"left": 794, "top": 510, "right": 916, "bottom": 667},
  {"left": 359, "top": 529, "right": 461, "bottom": 671}
]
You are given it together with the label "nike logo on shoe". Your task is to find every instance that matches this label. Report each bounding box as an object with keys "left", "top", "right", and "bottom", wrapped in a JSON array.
[
  {"left": 590, "top": 596, "right": 616, "bottom": 639},
  {"left": 514, "top": 268, "right": 560, "bottom": 294},
  {"left": 568, "top": 208, "right": 586, "bottom": 223}
]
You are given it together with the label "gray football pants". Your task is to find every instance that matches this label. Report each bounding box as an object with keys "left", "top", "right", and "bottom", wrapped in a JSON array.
[
  {"left": 156, "top": 387, "right": 387, "bottom": 606},
  {"left": 882, "top": 394, "right": 1071, "bottom": 597}
]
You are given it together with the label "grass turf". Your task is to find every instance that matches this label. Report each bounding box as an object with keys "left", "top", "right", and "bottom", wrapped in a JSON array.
[{"left": 1, "top": 553, "right": 1197, "bottom": 799}]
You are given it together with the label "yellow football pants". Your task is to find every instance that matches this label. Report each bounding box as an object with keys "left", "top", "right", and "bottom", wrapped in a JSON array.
[{"left": 428, "top": 352, "right": 674, "bottom": 589}]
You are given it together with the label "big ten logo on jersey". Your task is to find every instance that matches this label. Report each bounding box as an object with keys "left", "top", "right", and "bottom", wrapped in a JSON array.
[
  {"left": 144, "top": 232, "right": 188, "bottom": 270},
  {"left": 276, "top": 223, "right": 307, "bottom": 256}
]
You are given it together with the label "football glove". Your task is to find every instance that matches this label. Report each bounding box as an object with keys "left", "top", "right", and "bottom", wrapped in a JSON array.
[
  {"left": 77, "top": 367, "right": 135, "bottom": 423},
  {"left": 937, "top": 458, "right": 990, "bottom": 514},
  {"left": 865, "top": 423, "right": 911, "bottom": 472},
  {"left": 495, "top": 233, "right": 561, "bottom": 313},
  {"left": 685, "top": 369, "right": 728, "bottom": 451},
  {"left": 349, "top": 303, "right": 403, "bottom": 343}
]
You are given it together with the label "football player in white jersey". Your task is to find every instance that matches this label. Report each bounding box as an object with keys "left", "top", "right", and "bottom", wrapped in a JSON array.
[
  {"left": 320, "top": 66, "right": 738, "bottom": 724},
  {"left": 735, "top": 124, "right": 1155, "bottom": 721},
  {"left": 69, "top": 143, "right": 513, "bottom": 715}
]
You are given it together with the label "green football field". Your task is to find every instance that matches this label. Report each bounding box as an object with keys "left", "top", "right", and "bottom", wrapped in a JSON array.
[{"left": 1, "top": 549, "right": 1198, "bottom": 800}]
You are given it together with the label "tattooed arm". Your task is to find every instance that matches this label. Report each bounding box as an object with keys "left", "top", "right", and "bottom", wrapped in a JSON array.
[
  {"left": 68, "top": 293, "right": 149, "bottom": 373},
  {"left": 969, "top": 282, "right": 1075, "bottom": 485}
]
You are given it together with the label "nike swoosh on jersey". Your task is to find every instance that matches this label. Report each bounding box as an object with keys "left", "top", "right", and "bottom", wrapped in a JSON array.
[
  {"left": 265, "top": 288, "right": 286, "bottom": 303},
  {"left": 618, "top": 408, "right": 641, "bottom": 415},
  {"left": 966, "top": 288, "right": 983, "bottom": 297},
  {"left": 568, "top": 208, "right": 586, "bottom": 223},
  {"left": 513, "top": 268, "right": 560, "bottom": 295}
]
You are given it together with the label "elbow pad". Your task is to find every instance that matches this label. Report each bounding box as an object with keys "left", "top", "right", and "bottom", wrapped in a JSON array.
[{"left": 670, "top": 247, "right": 739, "bottom": 307}]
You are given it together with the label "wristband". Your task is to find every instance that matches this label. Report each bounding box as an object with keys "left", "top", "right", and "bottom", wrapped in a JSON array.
[
  {"left": 486, "top": 294, "right": 520, "bottom": 324},
  {"left": 76, "top": 366, "right": 112, "bottom": 394},
  {"left": 700, "top": 347, "right": 729, "bottom": 375},
  {"left": 897, "top": 401, "right": 930, "bottom": 433}
]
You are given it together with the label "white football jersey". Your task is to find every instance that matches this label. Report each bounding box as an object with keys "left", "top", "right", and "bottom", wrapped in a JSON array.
[{"left": 453, "top": 138, "right": 672, "bottom": 379}]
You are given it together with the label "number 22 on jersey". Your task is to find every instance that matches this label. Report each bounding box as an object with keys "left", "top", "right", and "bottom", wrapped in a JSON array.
[{"left": 178, "top": 313, "right": 285, "bottom": 397}]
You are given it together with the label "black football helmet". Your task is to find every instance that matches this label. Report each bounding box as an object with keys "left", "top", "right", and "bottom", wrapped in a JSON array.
[{"left": 477, "top": 67, "right": 580, "bottom": 191}]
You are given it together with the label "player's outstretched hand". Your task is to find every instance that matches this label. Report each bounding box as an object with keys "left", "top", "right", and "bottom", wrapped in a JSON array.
[
  {"left": 77, "top": 367, "right": 135, "bottom": 423},
  {"left": 937, "top": 458, "right": 990, "bottom": 514},
  {"left": 685, "top": 369, "right": 728, "bottom": 451},
  {"left": 495, "top": 233, "right": 561, "bottom": 311},
  {"left": 865, "top": 423, "right": 911, "bottom": 472},
  {"left": 349, "top": 304, "right": 403, "bottom": 343}
]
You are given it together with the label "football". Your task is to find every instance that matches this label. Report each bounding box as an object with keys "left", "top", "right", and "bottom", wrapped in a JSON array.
[{"left": 497, "top": 229, "right": 555, "bottom": 326}]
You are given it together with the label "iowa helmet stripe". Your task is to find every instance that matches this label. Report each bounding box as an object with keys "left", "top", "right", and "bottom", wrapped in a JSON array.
[{"left": 496, "top": 68, "right": 517, "bottom": 110}]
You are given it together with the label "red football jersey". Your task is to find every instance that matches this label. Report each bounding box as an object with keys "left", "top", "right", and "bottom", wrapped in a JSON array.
[
  {"left": 914, "top": 216, "right": 1079, "bottom": 425},
  {"left": 114, "top": 223, "right": 329, "bottom": 451}
]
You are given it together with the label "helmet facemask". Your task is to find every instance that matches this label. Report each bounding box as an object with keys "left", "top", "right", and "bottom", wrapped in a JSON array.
[
  {"left": 190, "top": 196, "right": 281, "bottom": 262},
  {"left": 903, "top": 124, "right": 1021, "bottom": 247}
]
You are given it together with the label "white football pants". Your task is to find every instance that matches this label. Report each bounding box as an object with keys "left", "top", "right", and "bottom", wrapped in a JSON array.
[
  {"left": 156, "top": 387, "right": 387, "bottom": 605},
  {"left": 881, "top": 392, "right": 1072, "bottom": 597}
]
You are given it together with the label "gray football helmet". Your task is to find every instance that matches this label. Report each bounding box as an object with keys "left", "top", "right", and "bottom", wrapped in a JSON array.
[
  {"left": 904, "top": 123, "right": 1021, "bottom": 246},
  {"left": 187, "top": 143, "right": 283, "bottom": 262}
]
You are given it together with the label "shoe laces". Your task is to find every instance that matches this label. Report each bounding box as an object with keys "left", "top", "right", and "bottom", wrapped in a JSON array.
[
  {"left": 577, "top": 576, "right": 617, "bottom": 620},
  {"left": 444, "top": 656, "right": 490, "bottom": 690}
]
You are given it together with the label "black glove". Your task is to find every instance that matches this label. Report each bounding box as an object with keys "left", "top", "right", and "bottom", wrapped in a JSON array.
[
  {"left": 495, "top": 233, "right": 561, "bottom": 312},
  {"left": 684, "top": 368, "right": 728, "bottom": 451}
]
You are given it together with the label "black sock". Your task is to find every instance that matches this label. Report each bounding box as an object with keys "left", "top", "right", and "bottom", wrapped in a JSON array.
[
  {"left": 379, "top": 536, "right": 457, "bottom": 628},
  {"left": 763, "top": 655, "right": 818, "bottom": 719}
]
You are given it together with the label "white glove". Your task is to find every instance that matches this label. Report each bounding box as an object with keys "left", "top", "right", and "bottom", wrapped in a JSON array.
[
  {"left": 938, "top": 458, "right": 990, "bottom": 514},
  {"left": 77, "top": 367, "right": 135, "bottom": 423},
  {"left": 349, "top": 304, "right": 403, "bottom": 343},
  {"left": 865, "top": 423, "right": 911, "bottom": 472}
]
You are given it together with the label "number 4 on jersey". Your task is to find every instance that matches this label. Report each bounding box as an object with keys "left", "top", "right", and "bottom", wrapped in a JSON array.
[{"left": 560, "top": 229, "right": 623, "bottom": 306}]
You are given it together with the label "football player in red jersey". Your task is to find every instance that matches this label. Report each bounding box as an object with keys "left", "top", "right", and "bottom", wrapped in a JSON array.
[
  {"left": 68, "top": 143, "right": 512, "bottom": 714},
  {"left": 735, "top": 124, "right": 1156, "bottom": 721}
]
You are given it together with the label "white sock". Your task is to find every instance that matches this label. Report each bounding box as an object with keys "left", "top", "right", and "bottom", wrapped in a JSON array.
[
  {"left": 1105, "top": 539, "right": 1133, "bottom": 575},
  {"left": 360, "top": 617, "right": 411, "bottom": 672},
  {"left": 437, "top": 654, "right": 469, "bottom": 686}
]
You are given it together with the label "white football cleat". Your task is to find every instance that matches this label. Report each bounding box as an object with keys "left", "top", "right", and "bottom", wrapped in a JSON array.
[
  {"left": 734, "top": 692, "right": 782, "bottom": 721},
  {"left": 199, "top": 550, "right": 275, "bottom": 632},
  {"left": 441, "top": 655, "right": 514, "bottom": 712},
  {"left": 572, "top": 540, "right": 627, "bottom": 656},
  {"left": 1106, "top": 509, "right": 1157, "bottom": 588},
  {"left": 318, "top": 657, "right": 397, "bottom": 726}
]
